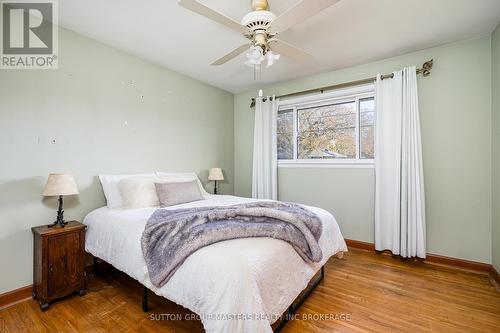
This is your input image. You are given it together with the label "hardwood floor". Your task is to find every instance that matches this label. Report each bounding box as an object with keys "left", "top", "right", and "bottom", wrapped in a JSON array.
[{"left": 1, "top": 248, "right": 499, "bottom": 333}]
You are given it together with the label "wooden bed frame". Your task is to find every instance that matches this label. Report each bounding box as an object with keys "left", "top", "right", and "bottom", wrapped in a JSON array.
[{"left": 93, "top": 256, "right": 325, "bottom": 333}]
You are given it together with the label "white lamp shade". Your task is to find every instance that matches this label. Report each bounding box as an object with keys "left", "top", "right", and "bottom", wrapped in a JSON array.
[
  {"left": 208, "top": 168, "right": 224, "bottom": 181},
  {"left": 42, "top": 173, "right": 79, "bottom": 196}
]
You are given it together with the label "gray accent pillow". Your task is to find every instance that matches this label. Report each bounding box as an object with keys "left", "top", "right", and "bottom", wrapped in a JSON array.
[{"left": 155, "top": 180, "right": 204, "bottom": 207}]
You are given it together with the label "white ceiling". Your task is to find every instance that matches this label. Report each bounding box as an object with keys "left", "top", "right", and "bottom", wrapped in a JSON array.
[{"left": 59, "top": 0, "right": 500, "bottom": 93}]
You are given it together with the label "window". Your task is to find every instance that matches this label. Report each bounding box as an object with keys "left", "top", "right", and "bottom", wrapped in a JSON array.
[{"left": 277, "top": 85, "right": 375, "bottom": 165}]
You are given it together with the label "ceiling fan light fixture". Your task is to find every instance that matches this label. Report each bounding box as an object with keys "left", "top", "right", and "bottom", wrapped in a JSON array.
[
  {"left": 245, "top": 45, "right": 265, "bottom": 66},
  {"left": 265, "top": 50, "right": 280, "bottom": 67}
]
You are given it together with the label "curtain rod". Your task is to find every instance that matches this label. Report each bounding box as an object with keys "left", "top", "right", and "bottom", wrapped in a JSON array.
[{"left": 250, "top": 59, "right": 433, "bottom": 108}]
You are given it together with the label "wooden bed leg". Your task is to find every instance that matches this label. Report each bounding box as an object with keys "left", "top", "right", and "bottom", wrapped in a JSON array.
[
  {"left": 142, "top": 286, "right": 149, "bottom": 312},
  {"left": 93, "top": 256, "right": 98, "bottom": 276}
]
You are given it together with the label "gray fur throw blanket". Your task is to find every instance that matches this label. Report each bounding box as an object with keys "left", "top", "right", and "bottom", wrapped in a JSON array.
[{"left": 141, "top": 201, "right": 323, "bottom": 288}]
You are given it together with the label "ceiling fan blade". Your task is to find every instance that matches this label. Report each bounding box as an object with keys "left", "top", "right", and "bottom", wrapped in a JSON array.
[
  {"left": 178, "top": 0, "right": 248, "bottom": 34},
  {"left": 269, "top": 39, "right": 313, "bottom": 62},
  {"left": 211, "top": 43, "right": 252, "bottom": 65},
  {"left": 271, "top": 0, "right": 341, "bottom": 33}
]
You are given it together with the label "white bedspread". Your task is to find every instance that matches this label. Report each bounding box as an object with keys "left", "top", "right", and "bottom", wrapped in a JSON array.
[{"left": 83, "top": 195, "right": 347, "bottom": 333}]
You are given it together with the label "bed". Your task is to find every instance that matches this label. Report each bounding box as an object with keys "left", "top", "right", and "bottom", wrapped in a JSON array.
[{"left": 83, "top": 186, "right": 347, "bottom": 333}]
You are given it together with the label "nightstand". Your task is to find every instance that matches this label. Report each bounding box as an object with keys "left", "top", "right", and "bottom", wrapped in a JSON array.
[{"left": 32, "top": 221, "right": 86, "bottom": 311}]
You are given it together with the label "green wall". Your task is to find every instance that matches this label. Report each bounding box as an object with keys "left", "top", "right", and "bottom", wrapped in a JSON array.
[
  {"left": 0, "top": 27, "right": 234, "bottom": 294},
  {"left": 234, "top": 37, "right": 493, "bottom": 263},
  {"left": 493, "top": 24, "right": 500, "bottom": 272}
]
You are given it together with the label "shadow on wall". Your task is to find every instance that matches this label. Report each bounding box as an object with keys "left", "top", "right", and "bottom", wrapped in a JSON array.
[
  {"left": 0, "top": 176, "right": 45, "bottom": 206},
  {"left": 37, "top": 175, "right": 105, "bottom": 219},
  {"left": 198, "top": 169, "right": 210, "bottom": 192},
  {"left": 42, "top": 193, "right": 81, "bottom": 211},
  {"left": 0, "top": 176, "right": 106, "bottom": 236},
  {"left": 67, "top": 176, "right": 106, "bottom": 216}
]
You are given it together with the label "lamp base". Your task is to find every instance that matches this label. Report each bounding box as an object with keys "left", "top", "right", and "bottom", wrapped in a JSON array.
[
  {"left": 48, "top": 195, "right": 67, "bottom": 228},
  {"left": 48, "top": 219, "right": 68, "bottom": 228}
]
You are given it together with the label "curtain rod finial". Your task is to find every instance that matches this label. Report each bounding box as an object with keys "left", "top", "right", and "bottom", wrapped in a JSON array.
[{"left": 420, "top": 59, "right": 433, "bottom": 77}]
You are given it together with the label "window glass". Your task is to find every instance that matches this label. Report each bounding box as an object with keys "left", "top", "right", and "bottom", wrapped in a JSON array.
[
  {"left": 277, "top": 110, "right": 294, "bottom": 160},
  {"left": 359, "top": 98, "right": 375, "bottom": 159},
  {"left": 297, "top": 102, "right": 356, "bottom": 159}
]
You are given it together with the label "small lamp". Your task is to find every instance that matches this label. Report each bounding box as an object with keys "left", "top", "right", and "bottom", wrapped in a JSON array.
[
  {"left": 42, "top": 173, "right": 79, "bottom": 227},
  {"left": 208, "top": 168, "right": 224, "bottom": 195}
]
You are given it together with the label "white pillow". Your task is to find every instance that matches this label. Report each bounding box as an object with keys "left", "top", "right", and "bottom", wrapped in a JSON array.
[
  {"left": 119, "top": 177, "right": 162, "bottom": 208},
  {"left": 99, "top": 173, "right": 155, "bottom": 208},
  {"left": 156, "top": 172, "right": 209, "bottom": 197}
]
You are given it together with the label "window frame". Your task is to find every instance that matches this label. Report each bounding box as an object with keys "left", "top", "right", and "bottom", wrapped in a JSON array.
[{"left": 277, "top": 84, "right": 375, "bottom": 168}]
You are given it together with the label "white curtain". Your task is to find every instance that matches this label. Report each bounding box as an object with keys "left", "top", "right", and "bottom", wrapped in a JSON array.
[
  {"left": 375, "top": 66, "right": 426, "bottom": 258},
  {"left": 252, "top": 95, "right": 278, "bottom": 200}
]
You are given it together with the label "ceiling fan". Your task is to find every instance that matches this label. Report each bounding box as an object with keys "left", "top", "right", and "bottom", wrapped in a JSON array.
[{"left": 178, "top": 0, "right": 341, "bottom": 69}]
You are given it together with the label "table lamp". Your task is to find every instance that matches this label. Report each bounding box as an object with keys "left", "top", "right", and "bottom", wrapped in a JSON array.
[
  {"left": 42, "top": 173, "right": 79, "bottom": 227},
  {"left": 208, "top": 168, "right": 224, "bottom": 194}
]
